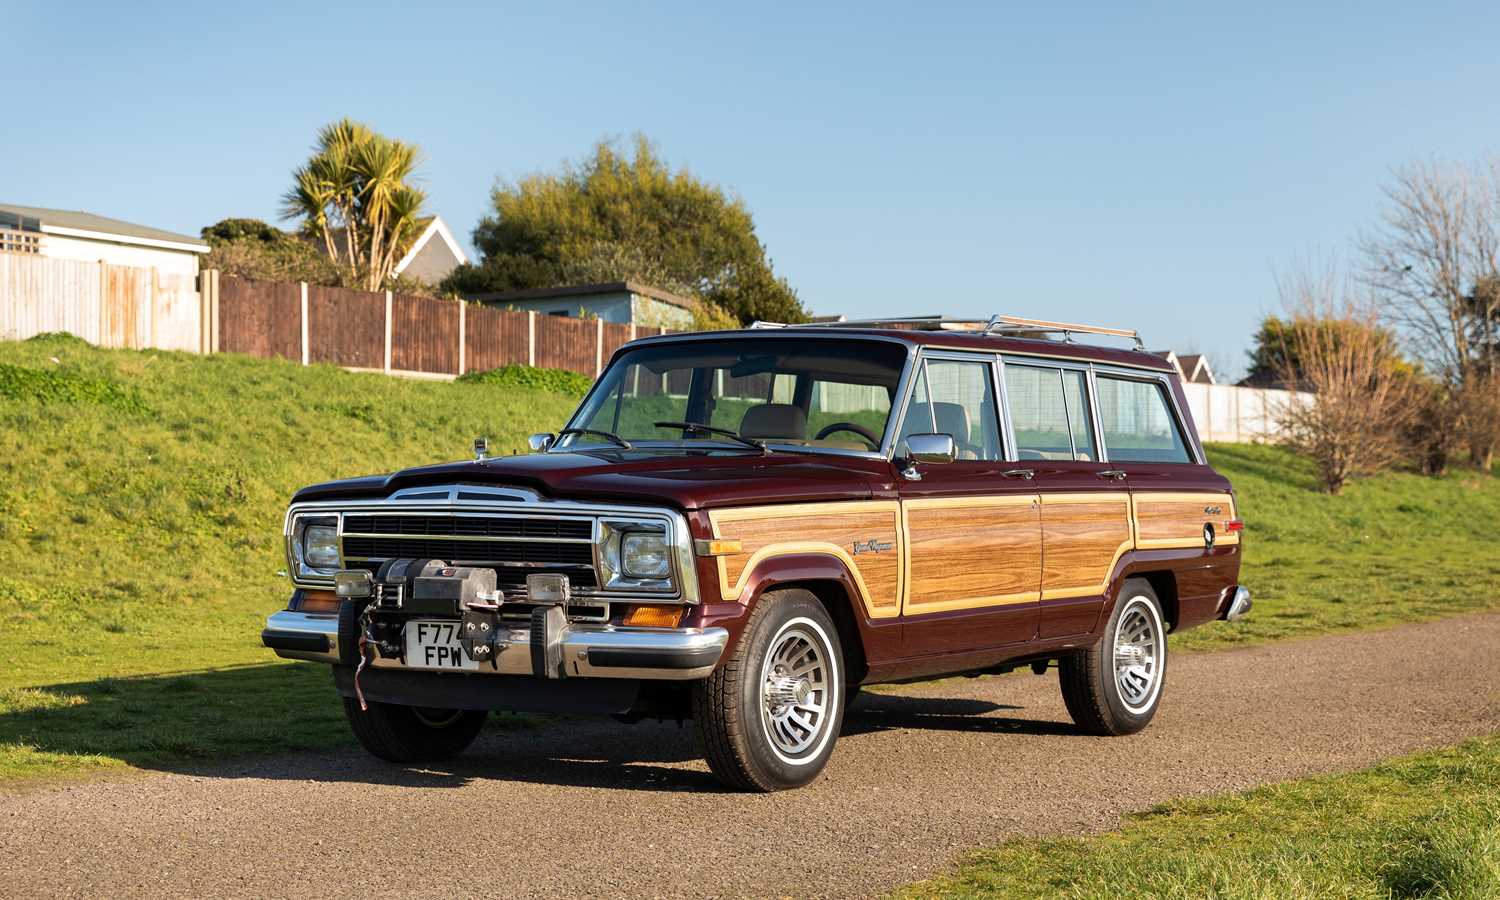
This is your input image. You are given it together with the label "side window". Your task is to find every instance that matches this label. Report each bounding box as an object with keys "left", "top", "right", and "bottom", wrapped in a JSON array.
[
  {"left": 1003, "top": 364, "right": 1097, "bottom": 461},
  {"left": 898, "top": 359, "right": 1001, "bottom": 461},
  {"left": 1096, "top": 376, "right": 1192, "bottom": 463}
]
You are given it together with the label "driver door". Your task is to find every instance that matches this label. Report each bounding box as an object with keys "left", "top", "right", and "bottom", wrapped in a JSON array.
[{"left": 896, "top": 354, "right": 1043, "bottom": 655}]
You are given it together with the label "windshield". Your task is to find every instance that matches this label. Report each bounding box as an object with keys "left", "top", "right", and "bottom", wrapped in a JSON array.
[{"left": 560, "top": 338, "right": 908, "bottom": 454}]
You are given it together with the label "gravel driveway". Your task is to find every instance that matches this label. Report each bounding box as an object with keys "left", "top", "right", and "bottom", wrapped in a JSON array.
[{"left": 4, "top": 613, "right": 1499, "bottom": 899}]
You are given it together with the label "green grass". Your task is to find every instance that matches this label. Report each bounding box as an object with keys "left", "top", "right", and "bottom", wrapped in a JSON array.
[
  {"left": 1, "top": 335, "right": 1498, "bottom": 782},
  {"left": 1183, "top": 443, "right": 1500, "bottom": 650},
  {"left": 0, "top": 334, "right": 576, "bottom": 780},
  {"left": 900, "top": 735, "right": 1500, "bottom": 899}
]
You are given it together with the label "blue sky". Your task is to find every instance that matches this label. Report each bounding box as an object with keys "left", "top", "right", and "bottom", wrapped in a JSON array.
[{"left": 9, "top": 2, "right": 1500, "bottom": 377}]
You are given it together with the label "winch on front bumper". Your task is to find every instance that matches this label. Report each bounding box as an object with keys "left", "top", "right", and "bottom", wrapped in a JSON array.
[{"left": 261, "top": 559, "right": 728, "bottom": 682}]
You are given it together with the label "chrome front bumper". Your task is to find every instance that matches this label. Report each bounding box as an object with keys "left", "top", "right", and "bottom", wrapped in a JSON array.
[{"left": 261, "top": 610, "right": 728, "bottom": 680}]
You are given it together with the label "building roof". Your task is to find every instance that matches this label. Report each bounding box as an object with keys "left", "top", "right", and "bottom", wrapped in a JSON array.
[
  {"left": 1152, "top": 350, "right": 1216, "bottom": 384},
  {"left": 392, "top": 215, "right": 467, "bottom": 275},
  {"left": 0, "top": 203, "right": 209, "bottom": 253},
  {"left": 468, "top": 280, "right": 698, "bottom": 310}
]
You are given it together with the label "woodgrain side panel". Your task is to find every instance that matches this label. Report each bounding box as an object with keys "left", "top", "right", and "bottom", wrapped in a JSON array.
[
  {"left": 708, "top": 502, "right": 903, "bottom": 618},
  {"left": 1133, "top": 492, "right": 1240, "bottom": 549},
  {"left": 1040, "top": 493, "right": 1133, "bottom": 600},
  {"left": 903, "top": 497, "right": 1041, "bottom": 614}
]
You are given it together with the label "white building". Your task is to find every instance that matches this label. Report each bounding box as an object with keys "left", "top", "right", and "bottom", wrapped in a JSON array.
[
  {"left": 0, "top": 203, "right": 209, "bottom": 278},
  {"left": 0, "top": 204, "right": 210, "bottom": 352}
]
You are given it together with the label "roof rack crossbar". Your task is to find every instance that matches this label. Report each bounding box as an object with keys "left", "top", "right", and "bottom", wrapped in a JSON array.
[{"left": 758, "top": 315, "right": 1145, "bottom": 349}]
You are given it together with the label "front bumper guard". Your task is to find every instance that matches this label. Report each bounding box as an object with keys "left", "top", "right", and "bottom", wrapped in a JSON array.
[{"left": 261, "top": 610, "right": 728, "bottom": 680}]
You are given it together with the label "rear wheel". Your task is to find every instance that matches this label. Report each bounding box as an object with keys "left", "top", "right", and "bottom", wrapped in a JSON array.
[
  {"left": 342, "top": 698, "right": 488, "bottom": 763},
  {"left": 694, "top": 589, "right": 844, "bottom": 792},
  {"left": 1059, "top": 579, "right": 1167, "bottom": 736}
]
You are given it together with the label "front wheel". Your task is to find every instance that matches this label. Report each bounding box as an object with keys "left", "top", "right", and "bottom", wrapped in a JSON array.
[
  {"left": 342, "top": 697, "right": 488, "bottom": 763},
  {"left": 694, "top": 589, "right": 845, "bottom": 792},
  {"left": 1059, "top": 579, "right": 1167, "bottom": 735}
]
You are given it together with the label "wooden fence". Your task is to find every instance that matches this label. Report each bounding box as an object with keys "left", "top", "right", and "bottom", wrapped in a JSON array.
[
  {"left": 206, "top": 273, "right": 667, "bottom": 378},
  {"left": 0, "top": 251, "right": 202, "bottom": 351}
]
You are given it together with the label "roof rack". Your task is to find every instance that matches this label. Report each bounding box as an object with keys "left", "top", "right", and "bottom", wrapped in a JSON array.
[{"left": 749, "top": 315, "right": 1145, "bottom": 350}]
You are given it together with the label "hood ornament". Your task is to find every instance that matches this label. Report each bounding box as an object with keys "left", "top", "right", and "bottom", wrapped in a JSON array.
[{"left": 473, "top": 436, "right": 488, "bottom": 461}]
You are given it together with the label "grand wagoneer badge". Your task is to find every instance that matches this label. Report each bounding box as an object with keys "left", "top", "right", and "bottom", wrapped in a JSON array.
[{"left": 852, "top": 538, "right": 894, "bottom": 555}]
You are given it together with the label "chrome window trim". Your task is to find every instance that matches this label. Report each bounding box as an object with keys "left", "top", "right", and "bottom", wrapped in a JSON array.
[
  {"left": 283, "top": 491, "right": 700, "bottom": 603},
  {"left": 993, "top": 355, "right": 1018, "bottom": 463},
  {"left": 1088, "top": 366, "right": 1204, "bottom": 466},
  {"left": 887, "top": 347, "right": 1009, "bottom": 461}
]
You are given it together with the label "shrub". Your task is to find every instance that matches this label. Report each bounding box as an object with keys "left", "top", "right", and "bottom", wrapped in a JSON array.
[
  {"left": 1272, "top": 267, "right": 1417, "bottom": 494},
  {"left": 456, "top": 365, "right": 593, "bottom": 398}
]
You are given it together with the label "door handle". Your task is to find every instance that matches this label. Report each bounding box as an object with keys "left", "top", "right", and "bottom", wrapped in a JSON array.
[
  {"left": 1002, "top": 468, "right": 1035, "bottom": 480},
  {"left": 1096, "top": 469, "right": 1127, "bottom": 481}
]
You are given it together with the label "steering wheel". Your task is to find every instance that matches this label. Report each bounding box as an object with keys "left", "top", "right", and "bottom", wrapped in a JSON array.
[{"left": 813, "top": 421, "right": 882, "bottom": 449}]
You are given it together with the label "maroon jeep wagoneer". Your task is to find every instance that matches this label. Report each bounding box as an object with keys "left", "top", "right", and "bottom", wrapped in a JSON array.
[{"left": 263, "top": 316, "right": 1249, "bottom": 791}]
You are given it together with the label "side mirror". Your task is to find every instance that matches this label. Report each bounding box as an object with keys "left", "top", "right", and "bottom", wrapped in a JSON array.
[
  {"left": 528, "top": 433, "right": 555, "bottom": 453},
  {"left": 905, "top": 433, "right": 956, "bottom": 465}
]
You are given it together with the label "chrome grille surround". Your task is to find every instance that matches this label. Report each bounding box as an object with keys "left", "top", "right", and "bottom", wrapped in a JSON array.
[{"left": 283, "top": 484, "right": 699, "bottom": 604}]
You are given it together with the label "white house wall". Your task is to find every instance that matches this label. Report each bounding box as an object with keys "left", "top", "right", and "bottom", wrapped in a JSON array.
[{"left": 38, "top": 233, "right": 203, "bottom": 280}]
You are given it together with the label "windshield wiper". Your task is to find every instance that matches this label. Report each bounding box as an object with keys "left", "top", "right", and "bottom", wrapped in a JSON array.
[
  {"left": 654, "top": 421, "right": 769, "bottom": 454},
  {"left": 557, "top": 427, "right": 634, "bottom": 450}
]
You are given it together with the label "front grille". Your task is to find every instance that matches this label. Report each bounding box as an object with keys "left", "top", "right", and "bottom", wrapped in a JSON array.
[
  {"left": 342, "top": 536, "right": 594, "bottom": 567},
  {"left": 342, "top": 514, "right": 591, "bottom": 540},
  {"left": 340, "top": 511, "right": 599, "bottom": 592}
]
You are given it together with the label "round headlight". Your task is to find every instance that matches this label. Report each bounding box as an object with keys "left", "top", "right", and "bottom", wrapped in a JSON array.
[
  {"left": 302, "top": 524, "right": 340, "bottom": 568},
  {"left": 620, "top": 531, "right": 670, "bottom": 579}
]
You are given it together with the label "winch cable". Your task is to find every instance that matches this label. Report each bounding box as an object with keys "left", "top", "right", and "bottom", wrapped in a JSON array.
[{"left": 353, "top": 628, "right": 373, "bottom": 712}]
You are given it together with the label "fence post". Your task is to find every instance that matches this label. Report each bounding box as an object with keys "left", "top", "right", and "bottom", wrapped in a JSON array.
[
  {"left": 629, "top": 322, "right": 637, "bottom": 342},
  {"left": 210, "top": 270, "right": 220, "bottom": 353},
  {"left": 383, "top": 290, "right": 393, "bottom": 373},
  {"left": 595, "top": 318, "right": 604, "bottom": 376},
  {"left": 299, "top": 282, "right": 309, "bottom": 366},
  {"left": 527, "top": 311, "right": 536, "bottom": 367},
  {"left": 457, "top": 301, "right": 466, "bottom": 376},
  {"left": 199, "top": 270, "right": 212, "bottom": 354}
]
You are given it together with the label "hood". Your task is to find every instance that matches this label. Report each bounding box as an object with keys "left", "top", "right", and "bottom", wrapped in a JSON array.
[{"left": 291, "top": 450, "right": 887, "bottom": 510}]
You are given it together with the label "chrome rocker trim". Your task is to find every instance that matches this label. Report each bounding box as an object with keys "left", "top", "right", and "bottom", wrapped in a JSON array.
[{"left": 261, "top": 610, "right": 729, "bottom": 680}]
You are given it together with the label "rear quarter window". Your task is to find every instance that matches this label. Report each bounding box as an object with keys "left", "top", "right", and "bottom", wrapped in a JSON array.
[{"left": 1096, "top": 376, "right": 1192, "bottom": 464}]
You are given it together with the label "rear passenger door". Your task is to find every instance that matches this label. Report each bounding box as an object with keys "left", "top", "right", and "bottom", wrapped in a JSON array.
[
  {"left": 1000, "top": 358, "right": 1132, "bottom": 638},
  {"left": 896, "top": 353, "right": 1042, "bottom": 654}
]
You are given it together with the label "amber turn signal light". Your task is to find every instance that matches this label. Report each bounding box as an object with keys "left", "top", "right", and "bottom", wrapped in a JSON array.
[
  {"left": 622, "top": 605, "right": 683, "bottom": 628},
  {"left": 693, "top": 539, "right": 742, "bottom": 556},
  {"left": 299, "top": 589, "right": 339, "bottom": 613}
]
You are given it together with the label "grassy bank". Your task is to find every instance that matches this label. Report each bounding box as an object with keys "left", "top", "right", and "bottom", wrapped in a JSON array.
[
  {"left": 1, "top": 336, "right": 1498, "bottom": 781},
  {"left": 900, "top": 735, "right": 1500, "bottom": 899},
  {"left": 1184, "top": 443, "right": 1500, "bottom": 650},
  {"left": 0, "top": 335, "right": 577, "bottom": 780}
]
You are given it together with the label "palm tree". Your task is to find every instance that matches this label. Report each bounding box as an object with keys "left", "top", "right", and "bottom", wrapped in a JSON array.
[{"left": 280, "top": 119, "right": 426, "bottom": 290}]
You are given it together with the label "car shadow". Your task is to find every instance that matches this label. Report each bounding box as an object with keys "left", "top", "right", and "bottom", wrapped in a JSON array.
[
  {"left": 843, "top": 692, "right": 1078, "bottom": 738},
  {"left": 2, "top": 663, "right": 1078, "bottom": 793}
]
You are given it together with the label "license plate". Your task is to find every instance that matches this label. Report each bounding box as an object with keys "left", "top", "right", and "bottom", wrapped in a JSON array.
[{"left": 404, "top": 620, "right": 478, "bottom": 671}]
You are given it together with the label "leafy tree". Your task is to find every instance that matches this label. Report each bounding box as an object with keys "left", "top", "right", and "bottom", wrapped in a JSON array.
[
  {"left": 280, "top": 119, "right": 427, "bottom": 291},
  {"left": 1245, "top": 314, "right": 1406, "bottom": 387},
  {"left": 444, "top": 136, "right": 805, "bottom": 324}
]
